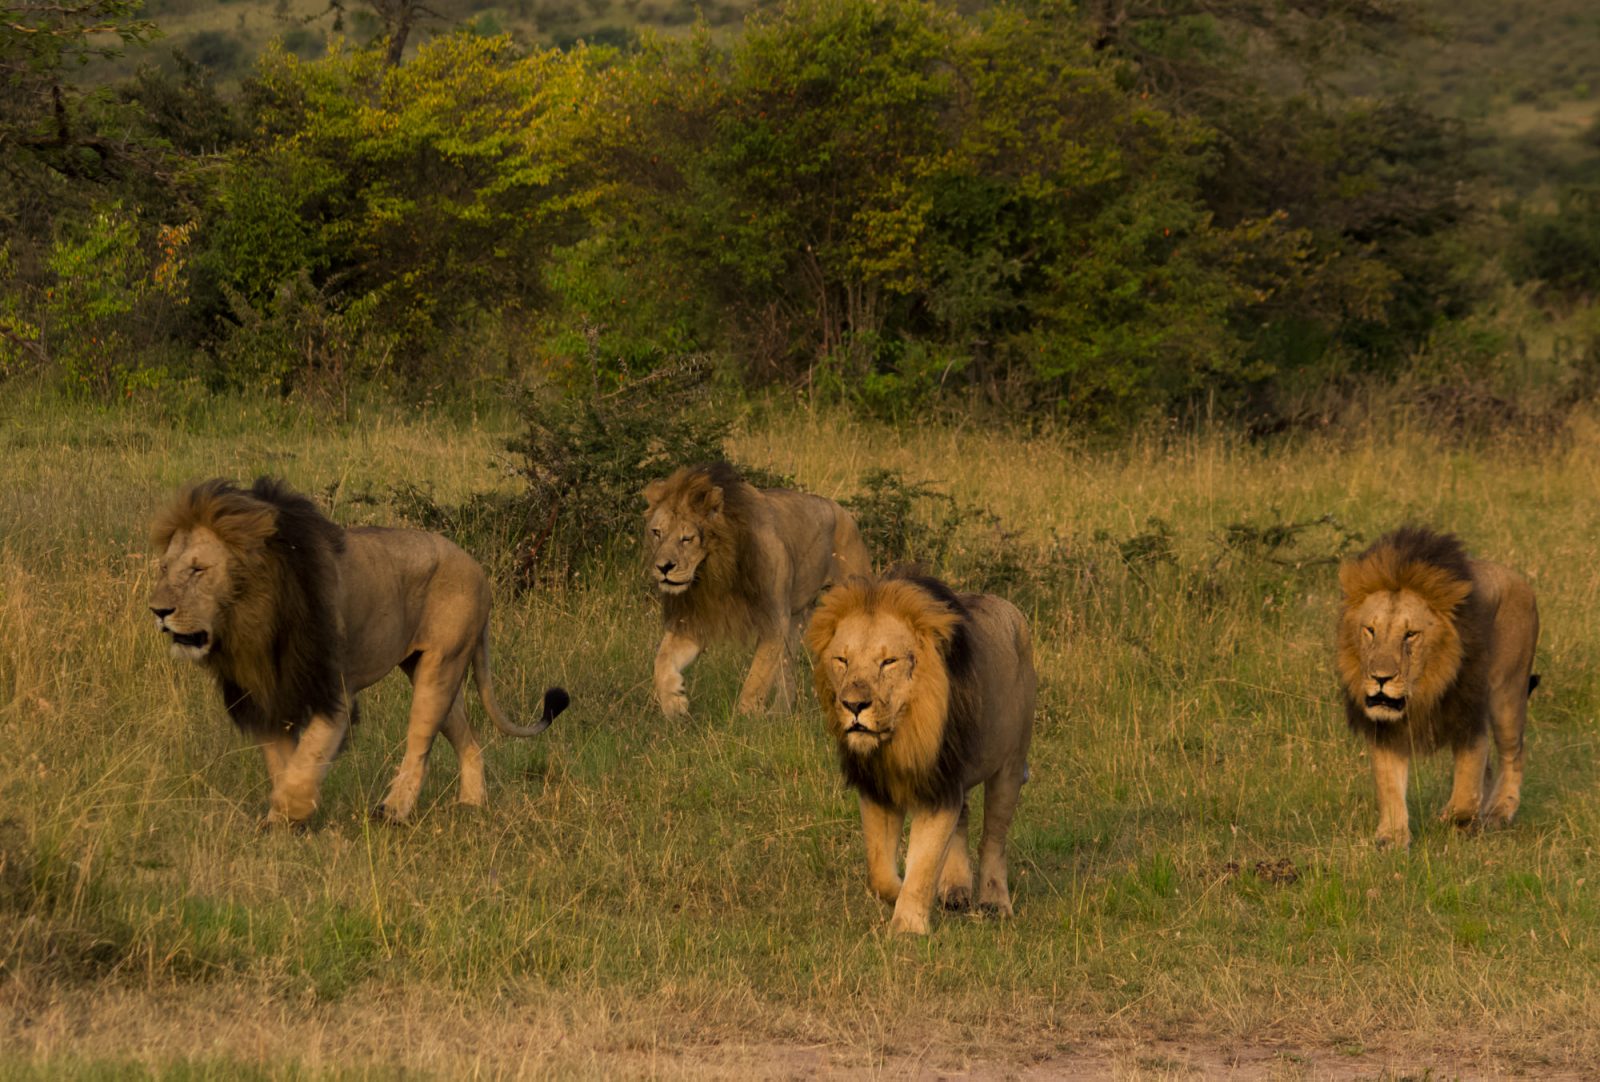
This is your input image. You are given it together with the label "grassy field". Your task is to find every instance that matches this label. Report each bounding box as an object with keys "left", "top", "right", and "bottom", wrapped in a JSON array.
[{"left": 3, "top": 387, "right": 1600, "bottom": 1078}]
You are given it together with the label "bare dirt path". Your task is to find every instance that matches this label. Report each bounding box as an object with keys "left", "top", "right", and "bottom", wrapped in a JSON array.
[{"left": 2, "top": 982, "right": 1581, "bottom": 1079}]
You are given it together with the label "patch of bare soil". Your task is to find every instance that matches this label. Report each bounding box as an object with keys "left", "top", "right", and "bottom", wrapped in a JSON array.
[{"left": 0, "top": 981, "right": 1584, "bottom": 1079}]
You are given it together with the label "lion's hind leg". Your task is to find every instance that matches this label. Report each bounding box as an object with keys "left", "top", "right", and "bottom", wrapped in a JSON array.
[
  {"left": 439, "top": 690, "right": 487, "bottom": 809},
  {"left": 976, "top": 766, "right": 1023, "bottom": 916},
  {"left": 937, "top": 800, "right": 974, "bottom": 911},
  {"left": 376, "top": 650, "right": 470, "bottom": 823},
  {"left": 1483, "top": 684, "right": 1530, "bottom": 828}
]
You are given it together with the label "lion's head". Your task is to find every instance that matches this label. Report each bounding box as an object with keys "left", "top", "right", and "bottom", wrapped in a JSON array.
[
  {"left": 150, "top": 478, "right": 345, "bottom": 729},
  {"left": 641, "top": 462, "right": 762, "bottom": 609},
  {"left": 149, "top": 480, "right": 278, "bottom": 662},
  {"left": 642, "top": 467, "right": 723, "bottom": 596},
  {"left": 1337, "top": 527, "right": 1474, "bottom": 725},
  {"left": 806, "top": 573, "right": 969, "bottom": 805}
]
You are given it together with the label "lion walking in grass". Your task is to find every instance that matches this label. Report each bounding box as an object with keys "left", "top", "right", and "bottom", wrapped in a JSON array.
[
  {"left": 150, "top": 477, "right": 567, "bottom": 828},
  {"left": 643, "top": 462, "right": 871, "bottom": 717},
  {"left": 1337, "top": 526, "right": 1539, "bottom": 848},
  {"left": 806, "top": 569, "right": 1035, "bottom": 935}
]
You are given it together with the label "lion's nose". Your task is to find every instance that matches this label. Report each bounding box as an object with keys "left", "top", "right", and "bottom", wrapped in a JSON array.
[
  {"left": 840, "top": 695, "right": 871, "bottom": 718},
  {"left": 150, "top": 606, "right": 175, "bottom": 620},
  {"left": 657, "top": 560, "right": 675, "bottom": 575}
]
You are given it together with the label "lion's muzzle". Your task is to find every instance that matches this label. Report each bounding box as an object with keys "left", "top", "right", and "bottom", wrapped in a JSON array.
[
  {"left": 153, "top": 606, "right": 213, "bottom": 658},
  {"left": 1363, "top": 690, "right": 1406, "bottom": 720},
  {"left": 654, "top": 560, "right": 693, "bottom": 593}
]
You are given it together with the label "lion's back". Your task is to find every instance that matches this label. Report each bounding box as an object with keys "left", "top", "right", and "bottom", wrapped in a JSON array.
[
  {"left": 757, "top": 486, "right": 865, "bottom": 602},
  {"left": 955, "top": 592, "right": 1036, "bottom": 777},
  {"left": 340, "top": 527, "right": 492, "bottom": 688}
]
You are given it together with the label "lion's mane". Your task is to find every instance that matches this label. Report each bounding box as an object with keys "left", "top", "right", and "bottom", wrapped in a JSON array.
[
  {"left": 151, "top": 477, "right": 346, "bottom": 735},
  {"left": 654, "top": 462, "right": 776, "bottom": 642},
  {"left": 808, "top": 570, "right": 978, "bottom": 810},
  {"left": 1337, "top": 526, "right": 1489, "bottom": 753}
]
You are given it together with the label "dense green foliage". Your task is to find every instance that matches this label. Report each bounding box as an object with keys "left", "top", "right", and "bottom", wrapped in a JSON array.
[{"left": 1, "top": 0, "right": 1597, "bottom": 422}]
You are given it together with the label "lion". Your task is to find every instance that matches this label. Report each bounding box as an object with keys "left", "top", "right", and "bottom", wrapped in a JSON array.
[
  {"left": 149, "top": 477, "right": 568, "bottom": 828},
  {"left": 643, "top": 462, "right": 871, "bottom": 717},
  {"left": 1337, "top": 526, "right": 1539, "bottom": 849},
  {"left": 805, "top": 570, "right": 1035, "bottom": 935}
]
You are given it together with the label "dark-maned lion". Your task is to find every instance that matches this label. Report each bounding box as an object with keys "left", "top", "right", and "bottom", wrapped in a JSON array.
[
  {"left": 1337, "top": 526, "right": 1539, "bottom": 849},
  {"left": 644, "top": 462, "right": 871, "bottom": 717},
  {"left": 806, "top": 570, "right": 1035, "bottom": 935},
  {"left": 149, "top": 477, "right": 568, "bottom": 828}
]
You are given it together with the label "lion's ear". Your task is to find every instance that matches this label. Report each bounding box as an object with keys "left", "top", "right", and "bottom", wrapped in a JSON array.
[
  {"left": 804, "top": 604, "right": 840, "bottom": 662},
  {"left": 1426, "top": 576, "right": 1473, "bottom": 616},
  {"left": 913, "top": 607, "right": 961, "bottom": 651},
  {"left": 694, "top": 483, "right": 725, "bottom": 517},
  {"left": 642, "top": 479, "right": 668, "bottom": 508}
]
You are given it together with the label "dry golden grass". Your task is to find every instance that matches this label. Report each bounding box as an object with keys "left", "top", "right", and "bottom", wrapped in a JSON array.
[{"left": 3, "top": 387, "right": 1600, "bottom": 1078}]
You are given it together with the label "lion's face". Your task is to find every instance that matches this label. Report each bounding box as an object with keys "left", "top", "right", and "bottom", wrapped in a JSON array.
[
  {"left": 815, "top": 609, "right": 923, "bottom": 757},
  {"left": 149, "top": 526, "right": 232, "bottom": 661},
  {"left": 643, "top": 477, "right": 724, "bottom": 596},
  {"left": 1343, "top": 589, "right": 1452, "bottom": 723}
]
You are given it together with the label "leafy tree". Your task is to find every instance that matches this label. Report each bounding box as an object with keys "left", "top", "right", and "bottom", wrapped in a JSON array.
[
  {"left": 198, "top": 32, "right": 605, "bottom": 382},
  {"left": 1, "top": 2, "right": 154, "bottom": 198},
  {"left": 582, "top": 0, "right": 1306, "bottom": 421}
]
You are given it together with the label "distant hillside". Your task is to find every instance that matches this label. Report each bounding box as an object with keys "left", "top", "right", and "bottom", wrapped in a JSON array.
[
  {"left": 100, "top": 0, "right": 764, "bottom": 83},
  {"left": 1349, "top": 0, "right": 1599, "bottom": 188},
  {"left": 96, "top": 0, "right": 1599, "bottom": 196}
]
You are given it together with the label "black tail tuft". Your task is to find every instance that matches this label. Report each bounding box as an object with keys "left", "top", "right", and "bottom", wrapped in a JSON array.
[
  {"left": 1529, "top": 674, "right": 1541, "bottom": 695},
  {"left": 542, "top": 687, "right": 571, "bottom": 722}
]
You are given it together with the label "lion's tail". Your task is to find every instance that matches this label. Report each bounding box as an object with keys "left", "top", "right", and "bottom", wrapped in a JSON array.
[{"left": 473, "top": 625, "right": 568, "bottom": 738}]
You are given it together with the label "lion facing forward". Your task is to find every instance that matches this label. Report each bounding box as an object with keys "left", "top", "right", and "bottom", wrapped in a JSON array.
[
  {"left": 806, "top": 570, "right": 1035, "bottom": 935},
  {"left": 644, "top": 462, "right": 871, "bottom": 716},
  {"left": 150, "top": 477, "right": 567, "bottom": 827},
  {"left": 1337, "top": 526, "right": 1538, "bottom": 848}
]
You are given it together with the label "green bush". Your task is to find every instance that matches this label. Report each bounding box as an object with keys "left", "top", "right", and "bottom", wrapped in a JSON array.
[{"left": 588, "top": 0, "right": 1308, "bottom": 422}]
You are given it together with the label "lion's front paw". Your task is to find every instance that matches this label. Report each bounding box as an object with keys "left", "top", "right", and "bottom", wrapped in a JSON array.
[
  {"left": 1373, "top": 826, "right": 1412, "bottom": 850},
  {"left": 659, "top": 692, "right": 690, "bottom": 718},
  {"left": 258, "top": 810, "right": 310, "bottom": 834},
  {"left": 869, "top": 875, "right": 902, "bottom": 904},
  {"left": 939, "top": 884, "right": 971, "bottom": 911},
  {"left": 371, "top": 801, "right": 413, "bottom": 824},
  {"left": 888, "top": 909, "right": 930, "bottom": 936},
  {"left": 976, "top": 880, "right": 1013, "bottom": 916},
  {"left": 1438, "top": 802, "right": 1480, "bottom": 828}
]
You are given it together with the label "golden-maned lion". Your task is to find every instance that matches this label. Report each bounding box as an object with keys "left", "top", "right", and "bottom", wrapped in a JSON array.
[
  {"left": 644, "top": 462, "right": 871, "bottom": 717},
  {"left": 149, "top": 477, "right": 568, "bottom": 828},
  {"left": 806, "top": 570, "right": 1035, "bottom": 935},
  {"left": 1337, "top": 526, "right": 1539, "bottom": 849}
]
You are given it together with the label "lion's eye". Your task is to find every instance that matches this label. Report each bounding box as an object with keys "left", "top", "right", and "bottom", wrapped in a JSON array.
[
  {"left": 189, "top": 565, "right": 205, "bottom": 577},
  {"left": 1362, "top": 626, "right": 1374, "bottom": 639},
  {"left": 832, "top": 656, "right": 847, "bottom": 668},
  {"left": 650, "top": 528, "right": 661, "bottom": 539},
  {"left": 1403, "top": 630, "right": 1420, "bottom": 642},
  {"left": 680, "top": 535, "right": 694, "bottom": 545},
  {"left": 879, "top": 657, "right": 898, "bottom": 670}
]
